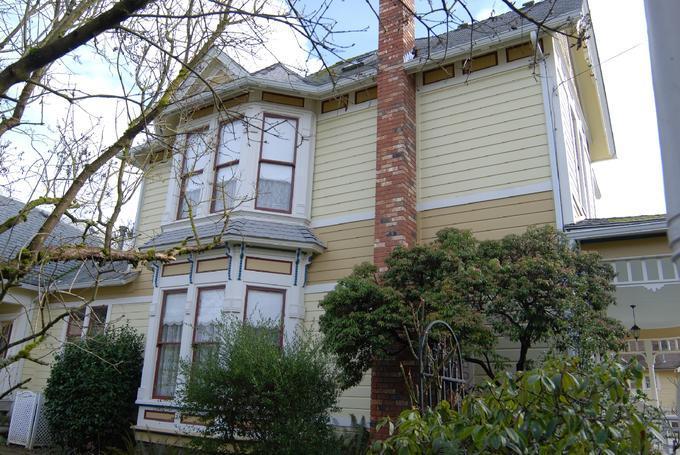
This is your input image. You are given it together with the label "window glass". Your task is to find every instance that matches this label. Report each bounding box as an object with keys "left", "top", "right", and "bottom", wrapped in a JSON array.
[
  {"left": 184, "top": 132, "right": 211, "bottom": 173},
  {"left": 213, "top": 165, "right": 240, "bottom": 212},
  {"left": 154, "top": 291, "right": 186, "bottom": 398},
  {"left": 87, "top": 306, "right": 108, "bottom": 337},
  {"left": 193, "top": 288, "right": 223, "bottom": 364},
  {"left": 66, "top": 309, "right": 86, "bottom": 342},
  {"left": 217, "top": 120, "right": 242, "bottom": 165},
  {"left": 257, "top": 163, "right": 293, "bottom": 211},
  {"left": 261, "top": 117, "right": 296, "bottom": 163},
  {"left": 0, "top": 322, "right": 12, "bottom": 358},
  {"left": 179, "top": 172, "right": 204, "bottom": 219},
  {"left": 245, "top": 288, "right": 284, "bottom": 344}
]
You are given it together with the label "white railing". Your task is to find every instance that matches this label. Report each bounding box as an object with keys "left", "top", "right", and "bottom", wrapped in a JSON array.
[
  {"left": 605, "top": 255, "right": 680, "bottom": 289},
  {"left": 624, "top": 338, "right": 680, "bottom": 354}
]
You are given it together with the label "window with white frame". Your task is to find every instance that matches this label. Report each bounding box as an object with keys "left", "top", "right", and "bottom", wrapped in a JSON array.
[
  {"left": 173, "top": 111, "right": 302, "bottom": 220},
  {"left": 65, "top": 305, "right": 109, "bottom": 342}
]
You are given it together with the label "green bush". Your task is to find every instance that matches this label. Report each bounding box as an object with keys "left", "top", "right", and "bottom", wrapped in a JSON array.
[
  {"left": 44, "top": 324, "right": 144, "bottom": 453},
  {"left": 177, "top": 317, "right": 343, "bottom": 454},
  {"left": 371, "top": 356, "right": 664, "bottom": 454}
]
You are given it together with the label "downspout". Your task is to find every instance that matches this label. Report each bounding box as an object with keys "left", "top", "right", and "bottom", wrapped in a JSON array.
[{"left": 534, "top": 30, "right": 565, "bottom": 230}]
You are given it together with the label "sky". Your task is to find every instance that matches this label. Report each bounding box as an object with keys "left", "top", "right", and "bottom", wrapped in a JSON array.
[{"left": 298, "top": 0, "right": 666, "bottom": 218}]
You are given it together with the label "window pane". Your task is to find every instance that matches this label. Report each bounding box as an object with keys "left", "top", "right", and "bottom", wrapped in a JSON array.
[
  {"left": 257, "top": 163, "right": 292, "bottom": 211},
  {"left": 261, "top": 116, "right": 296, "bottom": 163},
  {"left": 213, "top": 164, "right": 239, "bottom": 212},
  {"left": 246, "top": 289, "right": 284, "bottom": 325},
  {"left": 87, "top": 306, "right": 108, "bottom": 337},
  {"left": 154, "top": 291, "right": 186, "bottom": 398},
  {"left": 184, "top": 132, "right": 211, "bottom": 173},
  {"left": 156, "top": 344, "right": 181, "bottom": 397},
  {"left": 195, "top": 288, "right": 223, "bottom": 343},
  {"left": 217, "top": 120, "right": 242, "bottom": 165},
  {"left": 179, "top": 172, "right": 204, "bottom": 218},
  {"left": 66, "top": 309, "right": 86, "bottom": 341}
]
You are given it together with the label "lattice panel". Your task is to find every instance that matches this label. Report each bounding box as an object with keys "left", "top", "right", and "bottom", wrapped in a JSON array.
[
  {"left": 31, "top": 394, "right": 50, "bottom": 447},
  {"left": 7, "top": 391, "right": 37, "bottom": 447}
]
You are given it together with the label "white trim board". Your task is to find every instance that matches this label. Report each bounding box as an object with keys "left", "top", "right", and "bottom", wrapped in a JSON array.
[
  {"left": 304, "top": 282, "right": 337, "bottom": 294},
  {"left": 311, "top": 211, "right": 375, "bottom": 228},
  {"left": 416, "top": 181, "right": 553, "bottom": 212}
]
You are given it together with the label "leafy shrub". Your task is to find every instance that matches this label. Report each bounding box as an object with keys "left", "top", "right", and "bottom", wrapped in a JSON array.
[
  {"left": 371, "top": 357, "right": 664, "bottom": 454},
  {"left": 177, "top": 317, "right": 342, "bottom": 454},
  {"left": 44, "top": 324, "right": 144, "bottom": 453}
]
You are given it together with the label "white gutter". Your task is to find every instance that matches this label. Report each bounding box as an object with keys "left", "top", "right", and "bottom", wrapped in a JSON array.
[{"left": 564, "top": 220, "right": 667, "bottom": 241}]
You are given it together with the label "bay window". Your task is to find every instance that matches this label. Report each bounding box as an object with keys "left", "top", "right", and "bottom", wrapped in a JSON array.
[
  {"left": 153, "top": 290, "right": 186, "bottom": 399},
  {"left": 244, "top": 286, "right": 286, "bottom": 345},
  {"left": 192, "top": 287, "right": 223, "bottom": 364},
  {"left": 212, "top": 120, "right": 243, "bottom": 212},
  {"left": 177, "top": 130, "right": 211, "bottom": 219},
  {"left": 255, "top": 115, "right": 298, "bottom": 213}
]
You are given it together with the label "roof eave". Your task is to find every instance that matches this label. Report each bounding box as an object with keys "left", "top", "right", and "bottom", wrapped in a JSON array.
[
  {"left": 564, "top": 220, "right": 667, "bottom": 241},
  {"left": 141, "top": 236, "right": 325, "bottom": 255},
  {"left": 20, "top": 271, "right": 141, "bottom": 292}
]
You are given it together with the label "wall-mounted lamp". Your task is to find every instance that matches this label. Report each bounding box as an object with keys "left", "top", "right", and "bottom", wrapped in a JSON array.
[{"left": 630, "top": 304, "right": 641, "bottom": 341}]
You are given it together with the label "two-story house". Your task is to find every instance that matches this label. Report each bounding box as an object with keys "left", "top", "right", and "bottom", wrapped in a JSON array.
[{"left": 3, "top": 0, "right": 641, "bottom": 444}]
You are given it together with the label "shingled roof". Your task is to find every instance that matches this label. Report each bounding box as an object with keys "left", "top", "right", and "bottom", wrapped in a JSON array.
[
  {"left": 305, "top": 0, "right": 582, "bottom": 85},
  {"left": 0, "top": 195, "right": 138, "bottom": 290},
  {"left": 140, "top": 217, "right": 324, "bottom": 251}
]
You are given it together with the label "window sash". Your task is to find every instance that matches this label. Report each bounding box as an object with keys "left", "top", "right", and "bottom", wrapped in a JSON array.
[
  {"left": 192, "top": 287, "right": 223, "bottom": 363},
  {"left": 86, "top": 306, "right": 108, "bottom": 337},
  {"left": 66, "top": 309, "right": 86, "bottom": 342},
  {"left": 244, "top": 286, "right": 285, "bottom": 346},
  {"left": 211, "top": 163, "right": 239, "bottom": 212},
  {"left": 177, "top": 130, "right": 210, "bottom": 220},
  {"left": 255, "top": 114, "right": 297, "bottom": 213},
  {"left": 153, "top": 290, "right": 186, "bottom": 399}
]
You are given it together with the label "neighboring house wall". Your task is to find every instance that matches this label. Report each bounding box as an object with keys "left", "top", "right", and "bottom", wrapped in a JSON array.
[{"left": 579, "top": 235, "right": 680, "bottom": 413}]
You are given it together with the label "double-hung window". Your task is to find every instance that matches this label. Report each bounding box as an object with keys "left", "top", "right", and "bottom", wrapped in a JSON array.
[
  {"left": 244, "top": 287, "right": 286, "bottom": 345},
  {"left": 66, "top": 309, "right": 86, "bottom": 342},
  {"left": 212, "top": 120, "right": 243, "bottom": 213},
  {"left": 153, "top": 290, "right": 186, "bottom": 399},
  {"left": 177, "top": 130, "right": 211, "bottom": 219},
  {"left": 255, "top": 115, "right": 298, "bottom": 213},
  {"left": 192, "top": 287, "right": 223, "bottom": 364}
]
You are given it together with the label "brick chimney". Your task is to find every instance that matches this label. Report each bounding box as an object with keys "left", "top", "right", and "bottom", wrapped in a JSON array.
[
  {"left": 371, "top": 0, "right": 417, "bottom": 436},
  {"left": 373, "top": 0, "right": 417, "bottom": 270}
]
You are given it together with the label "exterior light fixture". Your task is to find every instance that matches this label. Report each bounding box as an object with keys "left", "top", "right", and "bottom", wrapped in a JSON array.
[{"left": 630, "top": 304, "right": 641, "bottom": 341}]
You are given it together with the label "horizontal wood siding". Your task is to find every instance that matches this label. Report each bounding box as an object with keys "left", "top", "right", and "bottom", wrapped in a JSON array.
[
  {"left": 307, "top": 220, "right": 374, "bottom": 284},
  {"left": 418, "top": 67, "right": 550, "bottom": 204},
  {"left": 136, "top": 160, "right": 171, "bottom": 245},
  {"left": 305, "top": 291, "right": 370, "bottom": 424},
  {"left": 580, "top": 235, "right": 671, "bottom": 259},
  {"left": 418, "top": 191, "right": 556, "bottom": 243},
  {"left": 313, "top": 108, "right": 376, "bottom": 221}
]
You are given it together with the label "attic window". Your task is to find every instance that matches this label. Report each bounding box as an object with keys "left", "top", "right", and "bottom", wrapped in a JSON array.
[
  {"left": 261, "top": 91, "right": 305, "bottom": 107},
  {"left": 355, "top": 86, "right": 377, "bottom": 104},
  {"left": 321, "top": 94, "right": 349, "bottom": 113},
  {"left": 462, "top": 51, "right": 498, "bottom": 73},
  {"left": 423, "top": 64, "right": 455, "bottom": 85},
  {"left": 506, "top": 40, "right": 543, "bottom": 62}
]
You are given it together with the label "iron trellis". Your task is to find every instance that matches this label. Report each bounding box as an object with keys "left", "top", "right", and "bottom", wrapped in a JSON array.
[{"left": 418, "top": 320, "right": 466, "bottom": 412}]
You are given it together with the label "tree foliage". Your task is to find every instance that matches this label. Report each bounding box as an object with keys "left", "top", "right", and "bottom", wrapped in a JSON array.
[
  {"left": 320, "top": 226, "right": 625, "bottom": 388},
  {"left": 177, "top": 317, "right": 343, "bottom": 455},
  {"left": 44, "top": 325, "right": 144, "bottom": 453},
  {"left": 370, "top": 356, "right": 664, "bottom": 454}
]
